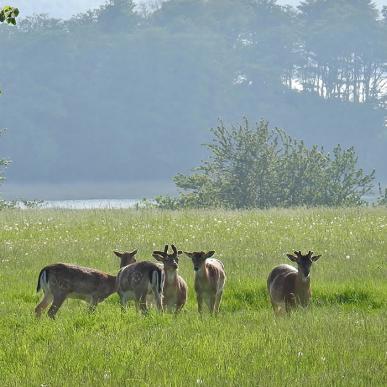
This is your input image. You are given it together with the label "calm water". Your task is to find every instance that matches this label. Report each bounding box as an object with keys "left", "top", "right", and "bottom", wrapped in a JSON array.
[{"left": 23, "top": 199, "right": 142, "bottom": 210}]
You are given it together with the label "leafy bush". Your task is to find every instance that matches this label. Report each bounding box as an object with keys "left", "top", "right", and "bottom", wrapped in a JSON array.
[
  {"left": 377, "top": 183, "right": 387, "bottom": 206},
  {"left": 157, "top": 119, "right": 375, "bottom": 209},
  {"left": 0, "top": 6, "right": 19, "bottom": 25}
]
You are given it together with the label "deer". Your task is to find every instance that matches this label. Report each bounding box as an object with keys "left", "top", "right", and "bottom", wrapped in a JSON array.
[
  {"left": 115, "top": 250, "right": 164, "bottom": 314},
  {"left": 184, "top": 250, "right": 226, "bottom": 315},
  {"left": 152, "top": 244, "right": 188, "bottom": 313},
  {"left": 113, "top": 249, "right": 138, "bottom": 268},
  {"left": 35, "top": 249, "right": 139, "bottom": 319},
  {"left": 35, "top": 263, "right": 117, "bottom": 319},
  {"left": 267, "top": 250, "right": 321, "bottom": 315}
]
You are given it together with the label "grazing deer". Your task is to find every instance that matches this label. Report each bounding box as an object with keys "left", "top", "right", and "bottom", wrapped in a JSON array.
[
  {"left": 184, "top": 250, "right": 226, "bottom": 315},
  {"left": 116, "top": 252, "right": 164, "bottom": 313},
  {"left": 152, "top": 244, "right": 188, "bottom": 313},
  {"left": 267, "top": 250, "right": 321, "bottom": 315},
  {"left": 35, "top": 263, "right": 117, "bottom": 319}
]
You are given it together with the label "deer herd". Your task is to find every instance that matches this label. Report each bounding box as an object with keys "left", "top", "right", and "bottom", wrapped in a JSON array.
[{"left": 35, "top": 244, "right": 321, "bottom": 319}]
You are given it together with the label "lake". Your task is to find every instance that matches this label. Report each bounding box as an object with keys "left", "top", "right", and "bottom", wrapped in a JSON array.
[{"left": 39, "top": 199, "right": 142, "bottom": 209}]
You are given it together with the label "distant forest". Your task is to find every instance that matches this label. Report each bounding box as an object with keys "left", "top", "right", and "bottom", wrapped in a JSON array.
[{"left": 0, "top": 0, "right": 386, "bottom": 185}]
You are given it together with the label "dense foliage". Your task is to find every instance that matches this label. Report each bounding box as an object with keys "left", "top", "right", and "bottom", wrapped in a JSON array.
[
  {"left": 0, "top": 0, "right": 385, "bottom": 185},
  {"left": 155, "top": 119, "right": 375, "bottom": 208},
  {"left": 0, "top": 6, "right": 18, "bottom": 25}
]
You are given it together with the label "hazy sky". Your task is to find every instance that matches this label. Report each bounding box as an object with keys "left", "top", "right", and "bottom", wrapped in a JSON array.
[{"left": 8, "top": 1, "right": 387, "bottom": 20}]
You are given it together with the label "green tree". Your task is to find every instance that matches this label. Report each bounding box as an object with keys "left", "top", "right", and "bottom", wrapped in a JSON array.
[
  {"left": 158, "top": 119, "right": 375, "bottom": 209},
  {"left": 297, "top": 0, "right": 386, "bottom": 105},
  {"left": 0, "top": 5, "right": 18, "bottom": 95},
  {"left": 0, "top": 0, "right": 385, "bottom": 186},
  {"left": 96, "top": 0, "right": 138, "bottom": 32},
  {"left": 1, "top": 5, "right": 18, "bottom": 193},
  {"left": 0, "top": 5, "right": 18, "bottom": 25}
]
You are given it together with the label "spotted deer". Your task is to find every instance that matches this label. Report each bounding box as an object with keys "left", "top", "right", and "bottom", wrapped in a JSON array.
[
  {"left": 115, "top": 251, "right": 164, "bottom": 313},
  {"left": 35, "top": 263, "right": 117, "bottom": 319},
  {"left": 184, "top": 250, "right": 226, "bottom": 314},
  {"left": 152, "top": 244, "right": 188, "bottom": 313},
  {"left": 267, "top": 250, "right": 321, "bottom": 315}
]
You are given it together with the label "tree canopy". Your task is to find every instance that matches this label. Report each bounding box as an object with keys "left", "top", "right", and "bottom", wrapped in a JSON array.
[
  {"left": 0, "top": 0, "right": 385, "bottom": 187},
  {"left": 0, "top": 6, "right": 19, "bottom": 25}
]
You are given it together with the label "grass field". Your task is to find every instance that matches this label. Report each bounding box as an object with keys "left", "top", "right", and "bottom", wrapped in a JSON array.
[{"left": 0, "top": 207, "right": 386, "bottom": 386}]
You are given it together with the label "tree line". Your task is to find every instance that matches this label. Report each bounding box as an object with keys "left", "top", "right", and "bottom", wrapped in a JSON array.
[{"left": 0, "top": 0, "right": 386, "bottom": 189}]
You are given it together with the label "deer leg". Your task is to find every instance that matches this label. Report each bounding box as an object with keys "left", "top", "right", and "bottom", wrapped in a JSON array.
[
  {"left": 213, "top": 290, "right": 223, "bottom": 315},
  {"left": 175, "top": 299, "right": 185, "bottom": 314},
  {"left": 152, "top": 289, "right": 163, "bottom": 313},
  {"left": 285, "top": 293, "right": 296, "bottom": 314},
  {"left": 47, "top": 293, "right": 67, "bottom": 319},
  {"left": 136, "top": 293, "right": 148, "bottom": 315},
  {"left": 134, "top": 291, "right": 148, "bottom": 314},
  {"left": 208, "top": 295, "right": 216, "bottom": 315},
  {"left": 35, "top": 292, "right": 53, "bottom": 318},
  {"left": 88, "top": 298, "right": 98, "bottom": 313},
  {"left": 119, "top": 292, "right": 129, "bottom": 312},
  {"left": 174, "top": 287, "right": 187, "bottom": 314},
  {"left": 196, "top": 293, "right": 204, "bottom": 314},
  {"left": 270, "top": 300, "right": 281, "bottom": 316}
]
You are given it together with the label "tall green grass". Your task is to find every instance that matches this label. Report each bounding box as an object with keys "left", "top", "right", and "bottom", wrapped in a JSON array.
[{"left": 0, "top": 207, "right": 386, "bottom": 385}]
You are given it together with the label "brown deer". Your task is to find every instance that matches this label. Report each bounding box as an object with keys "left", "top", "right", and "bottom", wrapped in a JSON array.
[
  {"left": 184, "top": 250, "right": 226, "bottom": 315},
  {"left": 152, "top": 244, "right": 188, "bottom": 313},
  {"left": 267, "top": 250, "right": 321, "bottom": 315},
  {"left": 35, "top": 263, "right": 117, "bottom": 319},
  {"left": 115, "top": 251, "right": 164, "bottom": 313},
  {"left": 113, "top": 249, "right": 138, "bottom": 268}
]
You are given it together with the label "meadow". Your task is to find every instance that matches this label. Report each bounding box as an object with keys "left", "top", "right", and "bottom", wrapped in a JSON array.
[{"left": 0, "top": 207, "right": 386, "bottom": 386}]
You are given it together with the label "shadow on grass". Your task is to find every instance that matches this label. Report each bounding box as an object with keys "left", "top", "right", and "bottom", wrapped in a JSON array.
[
  {"left": 224, "top": 285, "right": 384, "bottom": 311},
  {"left": 313, "top": 288, "right": 384, "bottom": 310}
]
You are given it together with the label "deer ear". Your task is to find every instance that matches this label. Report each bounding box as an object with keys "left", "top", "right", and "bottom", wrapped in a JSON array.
[
  {"left": 130, "top": 249, "right": 138, "bottom": 256},
  {"left": 113, "top": 251, "right": 123, "bottom": 258},
  {"left": 205, "top": 251, "right": 215, "bottom": 258},
  {"left": 184, "top": 251, "right": 193, "bottom": 258},
  {"left": 177, "top": 250, "right": 183, "bottom": 255},
  {"left": 287, "top": 254, "right": 298, "bottom": 262},
  {"left": 152, "top": 250, "right": 167, "bottom": 257},
  {"left": 152, "top": 253, "right": 165, "bottom": 262},
  {"left": 311, "top": 254, "right": 321, "bottom": 262}
]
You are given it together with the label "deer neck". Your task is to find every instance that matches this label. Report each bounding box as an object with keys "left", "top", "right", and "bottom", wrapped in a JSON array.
[
  {"left": 165, "top": 269, "right": 178, "bottom": 285},
  {"left": 195, "top": 262, "right": 208, "bottom": 280},
  {"left": 295, "top": 271, "right": 311, "bottom": 298},
  {"left": 107, "top": 274, "right": 118, "bottom": 294}
]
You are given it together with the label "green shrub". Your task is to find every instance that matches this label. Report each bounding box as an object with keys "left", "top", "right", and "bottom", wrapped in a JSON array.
[
  {"left": 159, "top": 119, "right": 375, "bottom": 209},
  {"left": 377, "top": 183, "right": 387, "bottom": 206}
]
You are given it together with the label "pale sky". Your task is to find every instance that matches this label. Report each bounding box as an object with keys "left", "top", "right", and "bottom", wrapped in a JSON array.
[{"left": 5, "top": 0, "right": 387, "bottom": 20}]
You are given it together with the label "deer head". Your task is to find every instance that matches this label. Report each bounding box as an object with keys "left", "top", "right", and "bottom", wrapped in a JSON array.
[
  {"left": 152, "top": 244, "right": 182, "bottom": 271},
  {"left": 287, "top": 250, "right": 321, "bottom": 281},
  {"left": 184, "top": 250, "right": 215, "bottom": 271},
  {"left": 114, "top": 249, "right": 138, "bottom": 268}
]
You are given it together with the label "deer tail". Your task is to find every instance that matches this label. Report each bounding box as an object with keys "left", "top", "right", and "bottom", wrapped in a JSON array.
[
  {"left": 36, "top": 268, "right": 48, "bottom": 293},
  {"left": 150, "top": 267, "right": 164, "bottom": 295}
]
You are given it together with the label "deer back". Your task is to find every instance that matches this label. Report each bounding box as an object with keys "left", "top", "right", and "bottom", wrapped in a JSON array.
[
  {"left": 116, "top": 261, "right": 162, "bottom": 294},
  {"left": 38, "top": 263, "right": 117, "bottom": 300}
]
